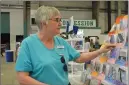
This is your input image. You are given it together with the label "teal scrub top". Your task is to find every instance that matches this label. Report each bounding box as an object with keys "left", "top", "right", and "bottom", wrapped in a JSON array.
[{"left": 15, "top": 34, "right": 80, "bottom": 85}]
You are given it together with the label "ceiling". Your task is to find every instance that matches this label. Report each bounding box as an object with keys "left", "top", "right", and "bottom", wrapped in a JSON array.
[
  {"left": 1, "top": 1, "right": 92, "bottom": 9},
  {"left": 1, "top": 1, "right": 127, "bottom": 12},
  {"left": 1, "top": 1, "right": 23, "bottom": 5}
]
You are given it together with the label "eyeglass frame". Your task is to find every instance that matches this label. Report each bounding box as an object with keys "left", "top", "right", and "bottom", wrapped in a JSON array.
[
  {"left": 49, "top": 18, "right": 62, "bottom": 23},
  {"left": 60, "top": 54, "right": 68, "bottom": 72}
]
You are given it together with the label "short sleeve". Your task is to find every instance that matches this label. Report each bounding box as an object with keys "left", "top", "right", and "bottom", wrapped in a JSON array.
[
  {"left": 15, "top": 40, "right": 33, "bottom": 72},
  {"left": 58, "top": 37, "right": 80, "bottom": 61}
]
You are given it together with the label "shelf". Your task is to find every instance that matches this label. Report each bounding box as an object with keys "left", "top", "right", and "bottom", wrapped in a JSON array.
[
  {"left": 68, "top": 73, "right": 84, "bottom": 85},
  {"left": 77, "top": 50, "right": 85, "bottom": 52},
  {"left": 66, "top": 38, "right": 85, "bottom": 52},
  {"left": 66, "top": 38, "right": 84, "bottom": 41},
  {"left": 68, "top": 61, "right": 84, "bottom": 65},
  {"left": 86, "top": 73, "right": 113, "bottom": 85},
  {"left": 101, "top": 80, "right": 114, "bottom": 85},
  {"left": 104, "top": 62, "right": 127, "bottom": 71},
  {"left": 119, "top": 48, "right": 127, "bottom": 57},
  {"left": 119, "top": 65, "right": 127, "bottom": 71}
]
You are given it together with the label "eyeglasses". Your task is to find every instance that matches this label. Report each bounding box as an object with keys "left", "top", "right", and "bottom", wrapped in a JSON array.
[
  {"left": 68, "top": 82, "right": 71, "bottom": 85},
  {"left": 49, "top": 18, "right": 62, "bottom": 23},
  {"left": 60, "top": 55, "right": 68, "bottom": 72}
]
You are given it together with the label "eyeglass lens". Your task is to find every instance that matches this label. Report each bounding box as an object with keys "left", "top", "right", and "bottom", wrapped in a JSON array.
[{"left": 60, "top": 56, "right": 68, "bottom": 72}]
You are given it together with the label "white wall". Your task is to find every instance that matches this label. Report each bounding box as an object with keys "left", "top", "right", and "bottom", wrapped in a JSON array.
[
  {"left": 31, "top": 9, "right": 115, "bottom": 44},
  {"left": 31, "top": 10, "right": 92, "bottom": 19},
  {"left": 60, "top": 28, "right": 106, "bottom": 44},
  {"left": 2, "top": 9, "right": 23, "bottom": 50},
  {"left": 60, "top": 11, "right": 92, "bottom": 20},
  {"left": 39, "top": 1, "right": 92, "bottom": 8},
  {"left": 99, "top": 12, "right": 116, "bottom": 33},
  {"left": 1, "top": 1, "right": 126, "bottom": 50},
  {"left": 0, "top": 8, "right": 119, "bottom": 50},
  {"left": 83, "top": 29, "right": 106, "bottom": 44}
]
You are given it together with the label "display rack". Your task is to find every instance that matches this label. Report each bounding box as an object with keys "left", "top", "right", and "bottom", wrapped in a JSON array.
[
  {"left": 67, "top": 38, "right": 85, "bottom": 75},
  {"left": 67, "top": 38, "right": 85, "bottom": 85},
  {"left": 83, "top": 15, "right": 128, "bottom": 85},
  {"left": 66, "top": 38, "right": 85, "bottom": 52},
  {"left": 64, "top": 16, "right": 85, "bottom": 85}
]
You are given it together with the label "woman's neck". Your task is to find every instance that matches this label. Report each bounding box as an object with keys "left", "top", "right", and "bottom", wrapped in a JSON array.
[
  {"left": 38, "top": 31, "right": 54, "bottom": 43},
  {"left": 37, "top": 31, "right": 55, "bottom": 49}
]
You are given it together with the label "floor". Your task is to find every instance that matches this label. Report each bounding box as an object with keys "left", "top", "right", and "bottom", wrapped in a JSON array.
[
  {"left": 1, "top": 55, "right": 83, "bottom": 85},
  {"left": 1, "top": 56, "right": 19, "bottom": 85}
]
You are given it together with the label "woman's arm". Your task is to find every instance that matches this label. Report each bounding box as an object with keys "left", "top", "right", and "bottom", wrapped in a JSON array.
[
  {"left": 75, "top": 44, "right": 116, "bottom": 63},
  {"left": 17, "top": 72, "right": 48, "bottom": 85}
]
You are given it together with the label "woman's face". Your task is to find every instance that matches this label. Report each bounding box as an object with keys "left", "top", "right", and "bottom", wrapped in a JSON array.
[{"left": 47, "top": 15, "right": 62, "bottom": 36}]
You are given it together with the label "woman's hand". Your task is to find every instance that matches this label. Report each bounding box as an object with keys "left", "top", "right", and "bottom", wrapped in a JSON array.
[
  {"left": 17, "top": 72, "right": 48, "bottom": 85},
  {"left": 75, "top": 43, "right": 117, "bottom": 63},
  {"left": 99, "top": 43, "right": 116, "bottom": 53}
]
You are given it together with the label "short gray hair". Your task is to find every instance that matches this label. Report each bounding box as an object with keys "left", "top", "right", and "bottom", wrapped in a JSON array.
[{"left": 35, "top": 5, "right": 60, "bottom": 29}]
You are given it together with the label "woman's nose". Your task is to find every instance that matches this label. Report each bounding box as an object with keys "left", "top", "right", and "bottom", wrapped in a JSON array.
[{"left": 58, "top": 21, "right": 62, "bottom": 26}]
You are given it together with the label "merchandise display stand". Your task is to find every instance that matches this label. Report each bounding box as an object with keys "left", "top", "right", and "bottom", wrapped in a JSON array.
[
  {"left": 83, "top": 15, "right": 128, "bottom": 85},
  {"left": 65, "top": 16, "right": 85, "bottom": 85},
  {"left": 66, "top": 38, "right": 85, "bottom": 53},
  {"left": 67, "top": 37, "right": 85, "bottom": 83}
]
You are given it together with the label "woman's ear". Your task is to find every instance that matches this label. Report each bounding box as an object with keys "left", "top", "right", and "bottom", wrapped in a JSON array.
[
  {"left": 40, "top": 21, "right": 46, "bottom": 27},
  {"left": 40, "top": 21, "right": 49, "bottom": 29},
  {"left": 40, "top": 22, "right": 43, "bottom": 27},
  {"left": 42, "top": 21, "right": 48, "bottom": 25}
]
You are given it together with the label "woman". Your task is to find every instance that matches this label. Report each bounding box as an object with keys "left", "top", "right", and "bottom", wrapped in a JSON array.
[
  {"left": 15, "top": 43, "right": 21, "bottom": 62},
  {"left": 84, "top": 37, "right": 91, "bottom": 70},
  {"left": 84, "top": 37, "right": 91, "bottom": 52},
  {"left": 15, "top": 6, "right": 116, "bottom": 85},
  {"left": 94, "top": 37, "right": 100, "bottom": 49}
]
